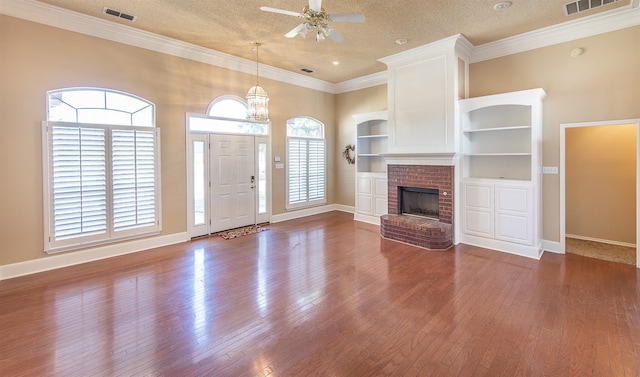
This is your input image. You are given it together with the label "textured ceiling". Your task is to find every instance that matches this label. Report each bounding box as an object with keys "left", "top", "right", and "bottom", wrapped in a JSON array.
[{"left": 36, "top": 0, "right": 630, "bottom": 83}]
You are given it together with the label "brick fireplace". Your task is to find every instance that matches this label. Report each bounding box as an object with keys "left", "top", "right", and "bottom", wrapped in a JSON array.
[{"left": 381, "top": 164, "right": 454, "bottom": 249}]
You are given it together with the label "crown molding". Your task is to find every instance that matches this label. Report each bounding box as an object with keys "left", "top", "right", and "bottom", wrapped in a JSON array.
[
  {"left": 470, "top": 4, "right": 640, "bottom": 63},
  {"left": 2, "top": 0, "right": 639, "bottom": 94},
  {"left": 0, "top": 0, "right": 336, "bottom": 94},
  {"left": 378, "top": 34, "right": 471, "bottom": 67},
  {"left": 334, "top": 71, "right": 387, "bottom": 94}
]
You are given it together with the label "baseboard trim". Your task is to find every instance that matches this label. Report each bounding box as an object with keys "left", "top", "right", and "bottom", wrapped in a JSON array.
[
  {"left": 353, "top": 213, "right": 382, "bottom": 225},
  {"left": 566, "top": 234, "right": 636, "bottom": 248},
  {"left": 0, "top": 232, "right": 188, "bottom": 281},
  {"left": 542, "top": 240, "right": 562, "bottom": 254},
  {"left": 334, "top": 204, "right": 355, "bottom": 214},
  {"left": 270, "top": 204, "right": 338, "bottom": 223},
  {"left": 459, "top": 234, "right": 543, "bottom": 260}
]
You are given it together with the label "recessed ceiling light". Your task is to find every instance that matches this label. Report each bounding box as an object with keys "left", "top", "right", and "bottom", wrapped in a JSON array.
[
  {"left": 332, "top": 61, "right": 340, "bottom": 65},
  {"left": 395, "top": 38, "right": 408, "bottom": 45},
  {"left": 493, "top": 1, "right": 512, "bottom": 10}
]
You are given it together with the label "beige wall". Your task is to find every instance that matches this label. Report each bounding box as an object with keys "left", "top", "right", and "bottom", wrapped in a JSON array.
[
  {"left": 469, "top": 26, "right": 640, "bottom": 242},
  {"left": 334, "top": 85, "right": 387, "bottom": 206},
  {"left": 0, "top": 15, "right": 334, "bottom": 266},
  {"left": 1, "top": 15, "right": 639, "bottom": 268},
  {"left": 566, "top": 124, "right": 636, "bottom": 244}
]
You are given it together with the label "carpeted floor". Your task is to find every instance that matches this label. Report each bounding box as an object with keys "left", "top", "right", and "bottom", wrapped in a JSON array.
[{"left": 566, "top": 237, "right": 636, "bottom": 265}]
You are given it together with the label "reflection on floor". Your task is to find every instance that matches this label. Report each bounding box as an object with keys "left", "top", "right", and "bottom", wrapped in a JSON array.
[{"left": 566, "top": 237, "right": 636, "bottom": 265}]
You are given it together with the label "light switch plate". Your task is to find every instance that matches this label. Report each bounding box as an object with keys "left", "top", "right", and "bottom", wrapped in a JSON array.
[
  {"left": 274, "top": 156, "right": 281, "bottom": 162},
  {"left": 542, "top": 166, "right": 558, "bottom": 174},
  {"left": 275, "top": 163, "right": 284, "bottom": 169}
]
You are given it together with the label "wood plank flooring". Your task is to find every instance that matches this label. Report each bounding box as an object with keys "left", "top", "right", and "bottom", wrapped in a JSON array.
[{"left": 1, "top": 211, "right": 639, "bottom": 376}]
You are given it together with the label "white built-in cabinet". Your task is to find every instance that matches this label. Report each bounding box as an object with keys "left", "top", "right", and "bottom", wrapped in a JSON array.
[
  {"left": 353, "top": 111, "right": 388, "bottom": 225},
  {"left": 378, "top": 34, "right": 472, "bottom": 155},
  {"left": 459, "top": 88, "right": 546, "bottom": 259}
]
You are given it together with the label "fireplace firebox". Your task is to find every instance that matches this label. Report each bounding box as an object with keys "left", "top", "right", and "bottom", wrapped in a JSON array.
[{"left": 399, "top": 186, "right": 439, "bottom": 220}]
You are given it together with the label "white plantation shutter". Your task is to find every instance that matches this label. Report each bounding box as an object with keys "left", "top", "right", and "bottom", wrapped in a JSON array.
[
  {"left": 287, "top": 138, "right": 307, "bottom": 204},
  {"left": 112, "top": 129, "right": 158, "bottom": 233},
  {"left": 287, "top": 137, "right": 326, "bottom": 209},
  {"left": 307, "top": 139, "right": 325, "bottom": 201},
  {"left": 45, "top": 123, "right": 160, "bottom": 252},
  {"left": 51, "top": 125, "right": 107, "bottom": 242}
]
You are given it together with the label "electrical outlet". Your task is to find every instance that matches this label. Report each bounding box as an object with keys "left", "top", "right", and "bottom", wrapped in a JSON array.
[{"left": 542, "top": 166, "right": 558, "bottom": 174}]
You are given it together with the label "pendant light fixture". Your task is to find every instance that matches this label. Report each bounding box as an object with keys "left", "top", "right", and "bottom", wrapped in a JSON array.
[{"left": 246, "top": 42, "right": 269, "bottom": 122}]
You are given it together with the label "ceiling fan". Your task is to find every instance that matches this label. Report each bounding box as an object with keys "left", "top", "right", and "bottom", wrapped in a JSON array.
[{"left": 260, "top": 0, "right": 365, "bottom": 42}]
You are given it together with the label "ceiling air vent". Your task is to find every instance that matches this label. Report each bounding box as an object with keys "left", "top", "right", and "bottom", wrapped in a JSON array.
[
  {"left": 300, "top": 68, "right": 314, "bottom": 73},
  {"left": 564, "top": 0, "right": 620, "bottom": 16},
  {"left": 102, "top": 7, "right": 137, "bottom": 22}
]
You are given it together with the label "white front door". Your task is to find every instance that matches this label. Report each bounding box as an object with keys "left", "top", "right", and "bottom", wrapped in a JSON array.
[
  {"left": 210, "top": 134, "right": 255, "bottom": 232},
  {"left": 188, "top": 133, "right": 269, "bottom": 238}
]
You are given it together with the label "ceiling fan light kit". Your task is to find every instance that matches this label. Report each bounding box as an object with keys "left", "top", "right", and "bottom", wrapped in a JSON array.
[{"left": 261, "top": 0, "right": 365, "bottom": 43}]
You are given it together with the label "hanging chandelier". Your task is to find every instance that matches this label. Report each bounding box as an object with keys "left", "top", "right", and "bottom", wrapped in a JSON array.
[{"left": 246, "top": 42, "right": 269, "bottom": 122}]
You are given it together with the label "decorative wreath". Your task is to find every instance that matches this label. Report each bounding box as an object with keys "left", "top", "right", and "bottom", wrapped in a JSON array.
[{"left": 342, "top": 144, "right": 356, "bottom": 165}]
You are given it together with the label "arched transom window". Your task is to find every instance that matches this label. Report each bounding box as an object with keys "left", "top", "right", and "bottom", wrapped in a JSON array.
[{"left": 188, "top": 96, "right": 269, "bottom": 135}]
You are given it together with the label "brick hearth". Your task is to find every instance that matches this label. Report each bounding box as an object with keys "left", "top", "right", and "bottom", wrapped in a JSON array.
[{"left": 381, "top": 164, "right": 454, "bottom": 249}]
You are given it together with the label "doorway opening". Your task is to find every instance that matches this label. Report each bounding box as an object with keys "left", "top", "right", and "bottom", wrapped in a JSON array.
[{"left": 560, "top": 119, "right": 640, "bottom": 267}]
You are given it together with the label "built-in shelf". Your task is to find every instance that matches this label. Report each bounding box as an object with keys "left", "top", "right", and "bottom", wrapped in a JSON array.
[
  {"left": 458, "top": 88, "right": 546, "bottom": 259},
  {"left": 357, "top": 134, "right": 389, "bottom": 139},
  {"left": 463, "top": 125, "right": 531, "bottom": 133},
  {"left": 353, "top": 111, "right": 389, "bottom": 225},
  {"left": 460, "top": 98, "right": 541, "bottom": 180},
  {"left": 463, "top": 152, "right": 532, "bottom": 156}
]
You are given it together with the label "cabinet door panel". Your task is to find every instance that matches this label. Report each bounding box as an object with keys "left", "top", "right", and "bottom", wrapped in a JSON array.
[
  {"left": 464, "top": 183, "right": 493, "bottom": 210},
  {"left": 374, "top": 197, "right": 388, "bottom": 216},
  {"left": 357, "top": 177, "right": 373, "bottom": 195},
  {"left": 374, "top": 177, "right": 388, "bottom": 196},
  {"left": 496, "top": 213, "right": 531, "bottom": 245},
  {"left": 496, "top": 185, "right": 529, "bottom": 213},
  {"left": 357, "top": 195, "right": 373, "bottom": 214},
  {"left": 463, "top": 209, "right": 493, "bottom": 237}
]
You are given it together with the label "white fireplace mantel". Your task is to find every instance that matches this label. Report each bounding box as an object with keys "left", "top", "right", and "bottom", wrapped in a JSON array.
[{"left": 382, "top": 152, "right": 459, "bottom": 167}]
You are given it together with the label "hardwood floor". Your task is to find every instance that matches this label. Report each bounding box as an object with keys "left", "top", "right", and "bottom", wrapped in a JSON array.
[{"left": 1, "top": 211, "right": 639, "bottom": 376}]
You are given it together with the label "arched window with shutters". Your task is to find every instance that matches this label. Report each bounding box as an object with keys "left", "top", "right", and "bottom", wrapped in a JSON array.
[{"left": 43, "top": 87, "right": 160, "bottom": 253}]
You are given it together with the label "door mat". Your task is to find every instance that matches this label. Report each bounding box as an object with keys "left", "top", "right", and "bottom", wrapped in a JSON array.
[{"left": 216, "top": 225, "right": 268, "bottom": 240}]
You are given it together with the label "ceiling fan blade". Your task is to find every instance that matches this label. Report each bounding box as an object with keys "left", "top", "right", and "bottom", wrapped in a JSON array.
[
  {"left": 329, "top": 29, "right": 344, "bottom": 42},
  {"left": 259, "top": 6, "right": 301, "bottom": 17},
  {"left": 285, "top": 23, "right": 306, "bottom": 38},
  {"left": 328, "top": 13, "right": 365, "bottom": 23},
  {"left": 308, "top": 0, "right": 322, "bottom": 12}
]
